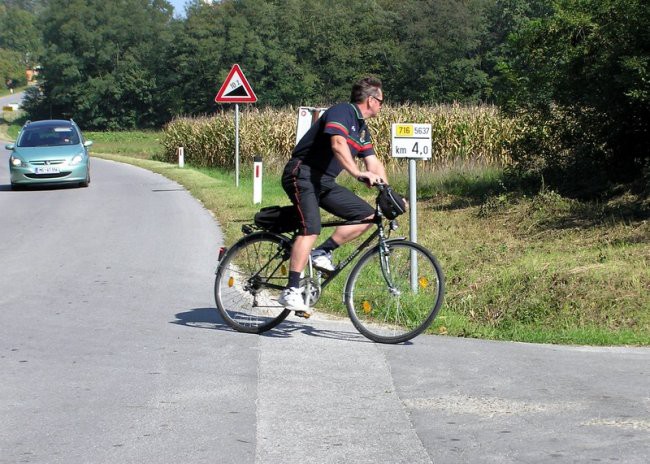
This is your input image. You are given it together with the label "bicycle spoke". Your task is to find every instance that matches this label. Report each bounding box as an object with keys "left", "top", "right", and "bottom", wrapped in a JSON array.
[
  {"left": 215, "top": 233, "right": 291, "bottom": 333},
  {"left": 345, "top": 241, "right": 444, "bottom": 344}
]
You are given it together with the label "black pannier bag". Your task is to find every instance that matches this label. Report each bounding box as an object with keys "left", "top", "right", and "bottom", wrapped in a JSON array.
[
  {"left": 254, "top": 205, "right": 301, "bottom": 233},
  {"left": 378, "top": 186, "right": 406, "bottom": 220}
]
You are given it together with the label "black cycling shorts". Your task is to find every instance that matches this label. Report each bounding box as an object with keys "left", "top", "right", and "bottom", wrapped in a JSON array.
[{"left": 281, "top": 159, "right": 374, "bottom": 235}]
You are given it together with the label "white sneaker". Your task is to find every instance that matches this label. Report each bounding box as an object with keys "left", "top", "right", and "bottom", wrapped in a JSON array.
[
  {"left": 278, "top": 287, "right": 312, "bottom": 314},
  {"left": 311, "top": 250, "right": 335, "bottom": 272}
]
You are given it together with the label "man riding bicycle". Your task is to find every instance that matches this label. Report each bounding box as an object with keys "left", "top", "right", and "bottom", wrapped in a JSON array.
[{"left": 278, "top": 76, "right": 388, "bottom": 314}]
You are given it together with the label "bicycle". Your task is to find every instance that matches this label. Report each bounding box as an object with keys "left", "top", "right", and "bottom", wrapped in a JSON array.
[{"left": 213, "top": 184, "right": 444, "bottom": 344}]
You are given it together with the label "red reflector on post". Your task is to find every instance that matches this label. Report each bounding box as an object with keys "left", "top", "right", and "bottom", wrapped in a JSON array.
[{"left": 253, "top": 156, "right": 262, "bottom": 204}]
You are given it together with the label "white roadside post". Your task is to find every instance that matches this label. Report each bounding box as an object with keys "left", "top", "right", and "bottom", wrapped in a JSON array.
[
  {"left": 253, "top": 156, "right": 263, "bottom": 204},
  {"left": 177, "top": 146, "right": 185, "bottom": 168},
  {"left": 391, "top": 123, "right": 432, "bottom": 290}
]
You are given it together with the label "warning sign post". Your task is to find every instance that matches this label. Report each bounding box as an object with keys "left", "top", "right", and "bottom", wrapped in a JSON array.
[{"left": 215, "top": 64, "right": 257, "bottom": 187}]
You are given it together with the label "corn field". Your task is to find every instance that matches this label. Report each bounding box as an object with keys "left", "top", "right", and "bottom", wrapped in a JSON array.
[{"left": 162, "top": 104, "right": 519, "bottom": 174}]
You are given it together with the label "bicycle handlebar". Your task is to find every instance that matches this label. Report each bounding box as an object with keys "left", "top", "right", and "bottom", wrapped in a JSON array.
[{"left": 356, "top": 175, "right": 386, "bottom": 188}]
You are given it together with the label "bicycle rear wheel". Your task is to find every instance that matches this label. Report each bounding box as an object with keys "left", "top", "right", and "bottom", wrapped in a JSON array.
[
  {"left": 215, "top": 232, "right": 291, "bottom": 333},
  {"left": 345, "top": 240, "right": 444, "bottom": 344}
]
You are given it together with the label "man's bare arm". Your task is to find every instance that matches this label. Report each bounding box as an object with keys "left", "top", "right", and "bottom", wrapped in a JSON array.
[{"left": 331, "top": 135, "right": 383, "bottom": 185}]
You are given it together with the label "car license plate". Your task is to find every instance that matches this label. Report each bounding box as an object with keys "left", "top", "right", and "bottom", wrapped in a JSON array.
[{"left": 35, "top": 166, "right": 60, "bottom": 174}]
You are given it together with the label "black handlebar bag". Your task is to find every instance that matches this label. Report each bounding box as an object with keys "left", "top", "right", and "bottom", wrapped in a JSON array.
[{"left": 377, "top": 186, "right": 406, "bottom": 220}]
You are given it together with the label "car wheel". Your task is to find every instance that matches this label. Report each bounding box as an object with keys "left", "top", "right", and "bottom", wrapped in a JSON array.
[{"left": 80, "top": 171, "right": 90, "bottom": 188}]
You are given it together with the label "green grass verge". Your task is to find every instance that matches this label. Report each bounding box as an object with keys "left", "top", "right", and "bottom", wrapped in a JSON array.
[
  {"left": 85, "top": 130, "right": 162, "bottom": 159},
  {"left": 0, "top": 86, "right": 27, "bottom": 97},
  {"left": 92, "top": 150, "right": 649, "bottom": 347},
  {"left": 0, "top": 112, "right": 27, "bottom": 137},
  {"left": 1, "top": 122, "right": 163, "bottom": 157}
]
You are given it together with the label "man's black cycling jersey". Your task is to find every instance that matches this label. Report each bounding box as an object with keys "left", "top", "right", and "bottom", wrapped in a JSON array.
[{"left": 291, "top": 102, "right": 375, "bottom": 177}]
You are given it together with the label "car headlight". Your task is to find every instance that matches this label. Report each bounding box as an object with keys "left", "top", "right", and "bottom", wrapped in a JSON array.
[
  {"left": 70, "top": 154, "right": 84, "bottom": 165},
  {"left": 10, "top": 156, "right": 25, "bottom": 167}
]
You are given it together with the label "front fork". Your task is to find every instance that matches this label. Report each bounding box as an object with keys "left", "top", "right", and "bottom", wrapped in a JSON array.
[
  {"left": 378, "top": 239, "right": 401, "bottom": 296},
  {"left": 302, "top": 255, "right": 323, "bottom": 306}
]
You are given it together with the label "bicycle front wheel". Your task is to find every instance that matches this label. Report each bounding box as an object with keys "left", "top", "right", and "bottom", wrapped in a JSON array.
[
  {"left": 345, "top": 240, "right": 444, "bottom": 344},
  {"left": 215, "top": 232, "right": 291, "bottom": 333}
]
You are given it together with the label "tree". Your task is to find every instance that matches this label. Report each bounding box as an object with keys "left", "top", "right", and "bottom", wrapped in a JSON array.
[
  {"left": 0, "top": 4, "right": 43, "bottom": 68},
  {"left": 480, "top": 0, "right": 553, "bottom": 105},
  {"left": 161, "top": 0, "right": 400, "bottom": 113},
  {"left": 504, "top": 0, "right": 650, "bottom": 196},
  {"left": 0, "top": 47, "right": 25, "bottom": 87},
  {"left": 384, "top": 0, "right": 493, "bottom": 104},
  {"left": 0, "top": 1, "right": 43, "bottom": 13},
  {"left": 27, "top": 0, "right": 174, "bottom": 129}
]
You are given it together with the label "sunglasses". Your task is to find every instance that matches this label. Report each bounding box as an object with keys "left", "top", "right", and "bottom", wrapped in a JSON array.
[{"left": 370, "top": 95, "right": 384, "bottom": 105}]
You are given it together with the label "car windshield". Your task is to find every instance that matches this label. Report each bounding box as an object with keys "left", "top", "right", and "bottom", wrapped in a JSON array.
[{"left": 18, "top": 126, "right": 80, "bottom": 147}]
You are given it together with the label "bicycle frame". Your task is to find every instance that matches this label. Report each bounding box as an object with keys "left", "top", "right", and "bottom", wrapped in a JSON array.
[
  {"left": 226, "top": 183, "right": 405, "bottom": 307},
  {"left": 310, "top": 217, "right": 380, "bottom": 287},
  {"left": 294, "top": 216, "right": 406, "bottom": 308}
]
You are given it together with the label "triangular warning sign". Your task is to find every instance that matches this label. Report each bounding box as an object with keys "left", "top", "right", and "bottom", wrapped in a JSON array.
[{"left": 215, "top": 64, "right": 257, "bottom": 103}]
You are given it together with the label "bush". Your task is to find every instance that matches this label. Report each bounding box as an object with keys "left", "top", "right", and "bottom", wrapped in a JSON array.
[
  {"left": 502, "top": 0, "right": 650, "bottom": 198},
  {"left": 507, "top": 107, "right": 615, "bottom": 198}
]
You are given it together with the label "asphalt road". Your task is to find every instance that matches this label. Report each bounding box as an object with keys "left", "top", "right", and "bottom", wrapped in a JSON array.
[
  {"left": 0, "top": 89, "right": 25, "bottom": 108},
  {"left": 0, "top": 150, "right": 648, "bottom": 463}
]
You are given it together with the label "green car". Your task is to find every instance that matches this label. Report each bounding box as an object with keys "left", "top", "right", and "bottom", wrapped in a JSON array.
[{"left": 6, "top": 119, "right": 92, "bottom": 190}]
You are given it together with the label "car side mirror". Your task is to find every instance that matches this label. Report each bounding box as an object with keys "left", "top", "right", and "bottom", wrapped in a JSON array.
[
  {"left": 83, "top": 140, "right": 93, "bottom": 148},
  {"left": 5, "top": 143, "right": 15, "bottom": 150}
]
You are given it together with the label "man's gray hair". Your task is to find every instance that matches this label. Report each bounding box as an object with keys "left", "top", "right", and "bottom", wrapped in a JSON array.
[{"left": 350, "top": 77, "right": 382, "bottom": 104}]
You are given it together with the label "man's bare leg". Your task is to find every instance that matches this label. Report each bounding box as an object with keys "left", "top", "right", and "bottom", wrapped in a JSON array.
[
  {"left": 290, "top": 234, "right": 318, "bottom": 272},
  {"left": 329, "top": 214, "right": 374, "bottom": 246}
]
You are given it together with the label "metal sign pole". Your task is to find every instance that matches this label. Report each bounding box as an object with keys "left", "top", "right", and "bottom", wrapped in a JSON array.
[
  {"left": 409, "top": 158, "right": 418, "bottom": 244},
  {"left": 235, "top": 103, "right": 240, "bottom": 187},
  {"left": 409, "top": 158, "right": 418, "bottom": 291}
]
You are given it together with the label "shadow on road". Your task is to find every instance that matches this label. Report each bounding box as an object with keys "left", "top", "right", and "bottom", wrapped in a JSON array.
[
  {"left": 0, "top": 182, "right": 81, "bottom": 192},
  {"left": 171, "top": 307, "right": 373, "bottom": 344}
]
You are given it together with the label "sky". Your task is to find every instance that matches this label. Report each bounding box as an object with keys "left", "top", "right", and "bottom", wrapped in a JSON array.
[{"left": 168, "top": 0, "right": 189, "bottom": 17}]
